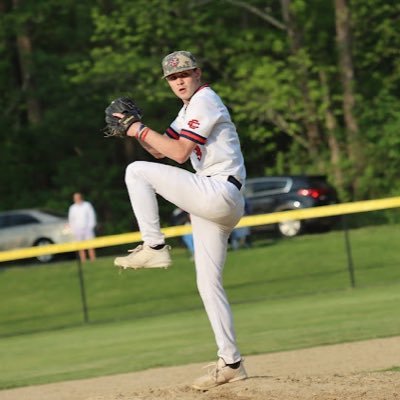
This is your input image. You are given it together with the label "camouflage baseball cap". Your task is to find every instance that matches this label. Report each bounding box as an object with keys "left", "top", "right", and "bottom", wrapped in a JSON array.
[{"left": 161, "top": 51, "right": 198, "bottom": 78}]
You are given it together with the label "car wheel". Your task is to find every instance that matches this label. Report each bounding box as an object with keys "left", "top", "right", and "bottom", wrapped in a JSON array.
[
  {"left": 34, "top": 238, "right": 54, "bottom": 263},
  {"left": 277, "top": 219, "right": 303, "bottom": 238}
]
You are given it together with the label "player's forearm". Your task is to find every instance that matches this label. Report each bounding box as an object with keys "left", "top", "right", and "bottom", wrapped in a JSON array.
[
  {"left": 143, "top": 129, "right": 191, "bottom": 163},
  {"left": 138, "top": 139, "right": 165, "bottom": 159},
  {"left": 128, "top": 123, "right": 193, "bottom": 164}
]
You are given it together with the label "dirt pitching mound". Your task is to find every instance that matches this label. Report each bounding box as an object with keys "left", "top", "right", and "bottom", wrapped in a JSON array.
[{"left": 2, "top": 336, "right": 399, "bottom": 400}]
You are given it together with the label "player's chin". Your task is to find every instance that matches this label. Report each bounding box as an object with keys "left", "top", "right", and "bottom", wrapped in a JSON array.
[{"left": 177, "top": 92, "right": 192, "bottom": 102}]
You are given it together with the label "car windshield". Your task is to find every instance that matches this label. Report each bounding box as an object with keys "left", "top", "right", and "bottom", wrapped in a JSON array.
[{"left": 38, "top": 209, "right": 68, "bottom": 218}]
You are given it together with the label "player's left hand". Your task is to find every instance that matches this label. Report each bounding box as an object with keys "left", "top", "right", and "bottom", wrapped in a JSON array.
[{"left": 104, "top": 97, "right": 142, "bottom": 138}]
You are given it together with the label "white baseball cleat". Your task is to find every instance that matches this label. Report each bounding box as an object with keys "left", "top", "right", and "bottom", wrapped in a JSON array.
[
  {"left": 192, "top": 358, "right": 247, "bottom": 391},
  {"left": 114, "top": 244, "right": 172, "bottom": 270}
]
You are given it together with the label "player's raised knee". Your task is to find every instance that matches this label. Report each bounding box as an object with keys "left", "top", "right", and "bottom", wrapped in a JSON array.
[{"left": 125, "top": 161, "right": 147, "bottom": 181}]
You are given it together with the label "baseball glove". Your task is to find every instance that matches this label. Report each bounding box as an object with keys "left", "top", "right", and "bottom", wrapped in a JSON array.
[{"left": 104, "top": 97, "right": 142, "bottom": 138}]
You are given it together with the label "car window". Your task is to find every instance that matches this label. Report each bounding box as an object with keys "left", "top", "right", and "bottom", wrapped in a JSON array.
[
  {"left": 246, "top": 179, "right": 289, "bottom": 195},
  {"left": 253, "top": 180, "right": 287, "bottom": 192},
  {"left": 8, "top": 214, "right": 40, "bottom": 227},
  {"left": 39, "top": 209, "right": 67, "bottom": 218},
  {"left": 0, "top": 215, "right": 8, "bottom": 229}
]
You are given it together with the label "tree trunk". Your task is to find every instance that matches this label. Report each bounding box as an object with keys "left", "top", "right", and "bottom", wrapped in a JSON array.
[
  {"left": 13, "top": 0, "right": 41, "bottom": 125},
  {"left": 281, "top": 0, "right": 322, "bottom": 165},
  {"left": 319, "top": 70, "right": 345, "bottom": 195},
  {"left": 220, "top": 0, "right": 322, "bottom": 167},
  {"left": 334, "top": 0, "right": 364, "bottom": 196}
]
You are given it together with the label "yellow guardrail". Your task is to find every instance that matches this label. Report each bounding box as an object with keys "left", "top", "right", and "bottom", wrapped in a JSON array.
[{"left": 1, "top": 196, "right": 400, "bottom": 263}]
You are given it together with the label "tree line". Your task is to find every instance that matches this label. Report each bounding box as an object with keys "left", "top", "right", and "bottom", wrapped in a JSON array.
[{"left": 1, "top": 0, "right": 399, "bottom": 234}]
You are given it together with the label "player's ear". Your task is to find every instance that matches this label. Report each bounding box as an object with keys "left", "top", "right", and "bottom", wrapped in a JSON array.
[{"left": 193, "top": 68, "right": 202, "bottom": 80}]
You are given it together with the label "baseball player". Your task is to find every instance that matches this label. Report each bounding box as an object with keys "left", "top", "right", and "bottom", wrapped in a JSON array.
[
  {"left": 68, "top": 192, "right": 97, "bottom": 262},
  {"left": 111, "top": 51, "right": 247, "bottom": 390}
]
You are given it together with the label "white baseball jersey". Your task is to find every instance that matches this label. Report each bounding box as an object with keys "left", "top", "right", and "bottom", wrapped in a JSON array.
[
  {"left": 165, "top": 85, "right": 246, "bottom": 182},
  {"left": 68, "top": 201, "right": 96, "bottom": 239}
]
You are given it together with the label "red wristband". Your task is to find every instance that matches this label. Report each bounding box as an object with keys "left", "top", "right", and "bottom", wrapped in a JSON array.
[
  {"left": 136, "top": 123, "right": 146, "bottom": 138},
  {"left": 140, "top": 127, "right": 150, "bottom": 142}
]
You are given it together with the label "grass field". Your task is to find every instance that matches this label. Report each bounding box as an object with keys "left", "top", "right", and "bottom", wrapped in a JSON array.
[{"left": 0, "top": 223, "right": 399, "bottom": 389}]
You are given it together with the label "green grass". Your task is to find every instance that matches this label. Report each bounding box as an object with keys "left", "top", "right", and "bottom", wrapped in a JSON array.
[
  {"left": 0, "top": 223, "right": 400, "bottom": 389},
  {"left": 1, "top": 284, "right": 399, "bottom": 389}
]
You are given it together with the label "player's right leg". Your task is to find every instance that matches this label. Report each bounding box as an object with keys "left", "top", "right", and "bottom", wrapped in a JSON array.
[
  {"left": 190, "top": 214, "right": 247, "bottom": 389},
  {"left": 190, "top": 215, "right": 241, "bottom": 364}
]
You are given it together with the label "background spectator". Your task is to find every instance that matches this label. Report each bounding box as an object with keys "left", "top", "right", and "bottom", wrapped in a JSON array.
[{"left": 68, "top": 192, "right": 97, "bottom": 262}]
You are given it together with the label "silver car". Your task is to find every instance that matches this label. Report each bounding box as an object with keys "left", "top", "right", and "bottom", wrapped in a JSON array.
[{"left": 0, "top": 209, "right": 74, "bottom": 263}]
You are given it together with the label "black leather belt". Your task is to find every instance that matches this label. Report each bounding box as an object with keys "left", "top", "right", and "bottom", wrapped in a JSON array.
[
  {"left": 227, "top": 175, "right": 242, "bottom": 190},
  {"left": 207, "top": 175, "right": 242, "bottom": 190}
]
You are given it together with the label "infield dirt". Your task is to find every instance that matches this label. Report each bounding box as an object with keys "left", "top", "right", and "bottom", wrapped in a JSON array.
[{"left": 2, "top": 336, "right": 399, "bottom": 400}]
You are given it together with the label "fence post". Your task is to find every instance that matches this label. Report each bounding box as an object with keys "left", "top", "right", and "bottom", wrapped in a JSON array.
[
  {"left": 76, "top": 253, "right": 89, "bottom": 323},
  {"left": 342, "top": 216, "right": 356, "bottom": 288}
]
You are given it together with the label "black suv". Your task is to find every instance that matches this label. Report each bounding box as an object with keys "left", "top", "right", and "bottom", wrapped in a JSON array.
[{"left": 244, "top": 175, "right": 339, "bottom": 237}]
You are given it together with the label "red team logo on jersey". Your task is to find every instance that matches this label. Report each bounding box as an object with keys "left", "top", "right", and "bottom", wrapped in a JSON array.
[
  {"left": 193, "top": 145, "right": 202, "bottom": 161},
  {"left": 188, "top": 119, "right": 200, "bottom": 129}
]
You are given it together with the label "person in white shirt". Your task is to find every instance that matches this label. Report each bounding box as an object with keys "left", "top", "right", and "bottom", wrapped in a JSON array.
[
  {"left": 68, "top": 192, "right": 96, "bottom": 262},
  {"left": 112, "top": 51, "right": 247, "bottom": 389}
]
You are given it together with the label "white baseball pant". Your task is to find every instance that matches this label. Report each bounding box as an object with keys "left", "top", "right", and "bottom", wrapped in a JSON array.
[{"left": 125, "top": 161, "right": 245, "bottom": 364}]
